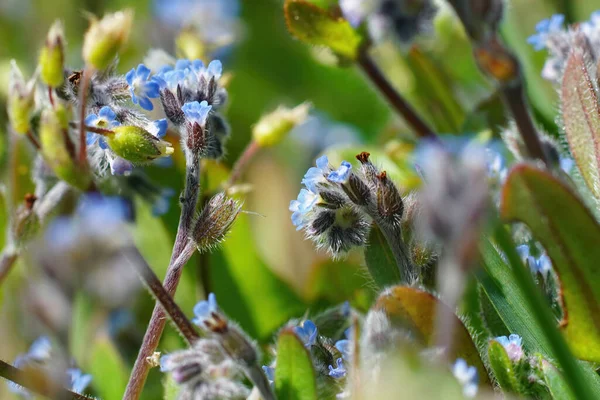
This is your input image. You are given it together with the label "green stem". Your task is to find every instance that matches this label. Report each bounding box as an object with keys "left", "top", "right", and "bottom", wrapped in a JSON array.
[{"left": 494, "top": 224, "right": 594, "bottom": 400}]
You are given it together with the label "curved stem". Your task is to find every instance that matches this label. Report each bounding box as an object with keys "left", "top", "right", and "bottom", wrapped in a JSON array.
[
  {"left": 224, "top": 140, "right": 260, "bottom": 190},
  {"left": 358, "top": 49, "right": 440, "bottom": 142}
]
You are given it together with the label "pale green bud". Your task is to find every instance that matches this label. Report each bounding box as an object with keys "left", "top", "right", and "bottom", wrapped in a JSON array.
[
  {"left": 106, "top": 125, "right": 174, "bottom": 164},
  {"left": 7, "top": 61, "right": 36, "bottom": 134},
  {"left": 82, "top": 10, "right": 133, "bottom": 70},
  {"left": 252, "top": 102, "right": 311, "bottom": 147},
  {"left": 39, "top": 20, "right": 65, "bottom": 87},
  {"left": 40, "top": 104, "right": 92, "bottom": 190},
  {"left": 175, "top": 29, "right": 207, "bottom": 61}
]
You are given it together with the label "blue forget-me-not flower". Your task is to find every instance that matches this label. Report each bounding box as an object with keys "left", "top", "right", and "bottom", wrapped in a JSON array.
[
  {"left": 528, "top": 14, "right": 565, "bottom": 51},
  {"left": 328, "top": 358, "right": 347, "bottom": 379},
  {"left": 126, "top": 64, "right": 161, "bottom": 111},
  {"left": 85, "top": 106, "right": 119, "bottom": 149},
  {"left": 294, "top": 320, "right": 318, "bottom": 348}
]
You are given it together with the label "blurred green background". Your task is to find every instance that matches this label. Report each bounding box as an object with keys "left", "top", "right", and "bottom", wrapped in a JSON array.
[{"left": 1, "top": 0, "right": 600, "bottom": 399}]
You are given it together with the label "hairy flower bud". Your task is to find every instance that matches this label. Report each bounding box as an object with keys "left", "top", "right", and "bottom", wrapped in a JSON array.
[
  {"left": 105, "top": 125, "right": 174, "bottom": 163},
  {"left": 12, "top": 194, "right": 40, "bottom": 246},
  {"left": 82, "top": 10, "right": 133, "bottom": 70},
  {"left": 39, "top": 20, "right": 65, "bottom": 87},
  {"left": 375, "top": 171, "right": 404, "bottom": 228},
  {"left": 7, "top": 61, "right": 36, "bottom": 134},
  {"left": 252, "top": 103, "right": 311, "bottom": 147},
  {"left": 40, "top": 104, "right": 91, "bottom": 190},
  {"left": 192, "top": 193, "right": 241, "bottom": 252}
]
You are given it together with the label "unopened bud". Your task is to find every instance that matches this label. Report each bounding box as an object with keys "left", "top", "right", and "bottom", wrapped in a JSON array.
[
  {"left": 12, "top": 194, "right": 40, "bottom": 246},
  {"left": 39, "top": 20, "right": 65, "bottom": 87},
  {"left": 375, "top": 171, "right": 404, "bottom": 227},
  {"left": 82, "top": 10, "right": 133, "bottom": 70},
  {"left": 192, "top": 193, "right": 241, "bottom": 252},
  {"left": 176, "top": 28, "right": 207, "bottom": 61},
  {"left": 7, "top": 61, "right": 36, "bottom": 134},
  {"left": 40, "top": 104, "right": 91, "bottom": 190},
  {"left": 106, "top": 125, "right": 174, "bottom": 163},
  {"left": 252, "top": 103, "right": 311, "bottom": 147}
]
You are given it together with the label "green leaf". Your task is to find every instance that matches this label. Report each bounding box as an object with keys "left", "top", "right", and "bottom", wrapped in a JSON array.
[
  {"left": 501, "top": 164, "right": 600, "bottom": 362},
  {"left": 364, "top": 225, "right": 402, "bottom": 288},
  {"left": 284, "top": 0, "right": 362, "bottom": 61},
  {"left": 540, "top": 357, "right": 577, "bottom": 400},
  {"left": 163, "top": 374, "right": 179, "bottom": 400},
  {"left": 88, "top": 335, "right": 129, "bottom": 400},
  {"left": 275, "top": 330, "right": 318, "bottom": 400},
  {"left": 478, "top": 285, "right": 510, "bottom": 337},
  {"left": 478, "top": 238, "right": 600, "bottom": 396},
  {"left": 560, "top": 49, "right": 600, "bottom": 202},
  {"left": 488, "top": 340, "right": 520, "bottom": 393},
  {"left": 375, "top": 286, "right": 491, "bottom": 385}
]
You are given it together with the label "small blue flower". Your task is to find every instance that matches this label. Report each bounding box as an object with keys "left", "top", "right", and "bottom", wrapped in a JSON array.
[
  {"left": 328, "top": 358, "right": 347, "bottom": 379},
  {"left": 67, "top": 368, "right": 92, "bottom": 394},
  {"left": 527, "top": 14, "right": 564, "bottom": 51},
  {"left": 262, "top": 365, "right": 275, "bottom": 385},
  {"left": 191, "top": 59, "right": 223, "bottom": 81},
  {"left": 8, "top": 337, "right": 53, "bottom": 396},
  {"left": 452, "top": 358, "right": 478, "bottom": 398},
  {"left": 109, "top": 155, "right": 134, "bottom": 176},
  {"left": 495, "top": 334, "right": 524, "bottom": 362},
  {"left": 182, "top": 100, "right": 212, "bottom": 126},
  {"left": 152, "top": 187, "right": 175, "bottom": 216},
  {"left": 301, "top": 155, "right": 329, "bottom": 192},
  {"left": 85, "top": 106, "right": 120, "bottom": 149},
  {"left": 293, "top": 320, "right": 318, "bottom": 348},
  {"left": 193, "top": 293, "right": 218, "bottom": 329},
  {"left": 149, "top": 119, "right": 168, "bottom": 139},
  {"left": 327, "top": 161, "right": 352, "bottom": 183},
  {"left": 126, "top": 64, "right": 161, "bottom": 111},
  {"left": 289, "top": 189, "right": 320, "bottom": 230},
  {"left": 516, "top": 244, "right": 552, "bottom": 276}
]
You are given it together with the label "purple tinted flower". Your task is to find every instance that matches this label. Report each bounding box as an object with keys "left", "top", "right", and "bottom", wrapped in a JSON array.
[
  {"left": 126, "top": 64, "right": 161, "bottom": 110},
  {"left": 495, "top": 334, "right": 524, "bottom": 362},
  {"left": 328, "top": 358, "right": 346, "bottom": 379}
]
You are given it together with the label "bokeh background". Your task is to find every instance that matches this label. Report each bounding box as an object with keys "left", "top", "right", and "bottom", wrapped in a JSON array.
[{"left": 0, "top": 0, "right": 599, "bottom": 399}]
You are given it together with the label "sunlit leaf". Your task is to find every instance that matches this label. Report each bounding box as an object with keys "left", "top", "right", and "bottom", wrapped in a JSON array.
[
  {"left": 501, "top": 164, "right": 600, "bottom": 362},
  {"left": 284, "top": 0, "right": 363, "bottom": 61},
  {"left": 275, "top": 329, "right": 318, "bottom": 400}
]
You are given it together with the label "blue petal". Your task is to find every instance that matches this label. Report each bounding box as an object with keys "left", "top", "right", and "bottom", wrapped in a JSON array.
[
  {"left": 136, "top": 64, "right": 151, "bottom": 80},
  {"left": 84, "top": 114, "right": 99, "bottom": 125},
  {"left": 328, "top": 358, "right": 346, "bottom": 379},
  {"left": 125, "top": 68, "right": 135, "bottom": 86},
  {"left": 139, "top": 96, "right": 154, "bottom": 111},
  {"left": 175, "top": 59, "right": 192, "bottom": 70},
  {"left": 207, "top": 60, "right": 222, "bottom": 78},
  {"left": 327, "top": 160, "right": 352, "bottom": 183},
  {"left": 98, "top": 106, "right": 116, "bottom": 121},
  {"left": 109, "top": 157, "right": 133, "bottom": 175},
  {"left": 153, "top": 119, "right": 168, "bottom": 138},
  {"left": 28, "top": 336, "right": 52, "bottom": 361},
  {"left": 144, "top": 81, "right": 161, "bottom": 98},
  {"left": 98, "top": 137, "right": 108, "bottom": 150},
  {"left": 316, "top": 155, "right": 329, "bottom": 169},
  {"left": 86, "top": 133, "right": 98, "bottom": 146}
]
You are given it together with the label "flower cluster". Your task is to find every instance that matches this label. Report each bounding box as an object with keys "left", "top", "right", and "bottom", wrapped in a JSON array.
[
  {"left": 516, "top": 244, "right": 552, "bottom": 277},
  {"left": 7, "top": 337, "right": 92, "bottom": 397},
  {"left": 495, "top": 334, "right": 525, "bottom": 362},
  {"left": 528, "top": 11, "right": 600, "bottom": 83},
  {"left": 452, "top": 358, "right": 478, "bottom": 398}
]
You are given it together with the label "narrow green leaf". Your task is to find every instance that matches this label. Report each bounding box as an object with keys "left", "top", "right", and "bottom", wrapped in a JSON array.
[
  {"left": 479, "top": 238, "right": 600, "bottom": 396},
  {"left": 375, "top": 286, "right": 491, "bottom": 385},
  {"left": 275, "top": 330, "right": 318, "bottom": 400},
  {"left": 488, "top": 340, "right": 520, "bottom": 393},
  {"left": 540, "top": 358, "right": 577, "bottom": 400},
  {"left": 478, "top": 285, "right": 510, "bottom": 337},
  {"left": 163, "top": 374, "right": 179, "bottom": 400},
  {"left": 284, "top": 0, "right": 362, "bottom": 61},
  {"left": 501, "top": 164, "right": 600, "bottom": 362},
  {"left": 561, "top": 49, "right": 600, "bottom": 202},
  {"left": 364, "top": 225, "right": 402, "bottom": 288},
  {"left": 88, "top": 335, "right": 129, "bottom": 400}
]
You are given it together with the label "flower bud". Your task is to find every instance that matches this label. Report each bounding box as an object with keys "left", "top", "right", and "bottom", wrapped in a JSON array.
[
  {"left": 105, "top": 125, "right": 174, "bottom": 164},
  {"left": 192, "top": 193, "right": 242, "bottom": 252},
  {"left": 12, "top": 194, "right": 40, "bottom": 246},
  {"left": 40, "top": 104, "right": 92, "bottom": 190},
  {"left": 82, "top": 10, "right": 133, "bottom": 70},
  {"left": 7, "top": 61, "right": 36, "bottom": 134},
  {"left": 176, "top": 28, "right": 207, "bottom": 61},
  {"left": 39, "top": 20, "right": 65, "bottom": 87},
  {"left": 252, "top": 102, "right": 311, "bottom": 147}
]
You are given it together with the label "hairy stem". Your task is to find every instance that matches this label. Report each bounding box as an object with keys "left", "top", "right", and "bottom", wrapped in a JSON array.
[
  {"left": 124, "top": 248, "right": 199, "bottom": 345},
  {"left": 123, "top": 151, "right": 201, "bottom": 400},
  {"left": 0, "top": 359, "right": 93, "bottom": 400},
  {"left": 77, "top": 67, "right": 92, "bottom": 165},
  {"left": 358, "top": 49, "right": 439, "bottom": 142}
]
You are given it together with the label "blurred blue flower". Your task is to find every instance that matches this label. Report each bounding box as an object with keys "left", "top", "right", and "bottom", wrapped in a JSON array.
[
  {"left": 191, "top": 59, "right": 223, "bottom": 81},
  {"left": 302, "top": 155, "right": 329, "bottom": 192},
  {"left": 328, "top": 358, "right": 346, "bottom": 379},
  {"left": 262, "top": 365, "right": 275, "bottom": 385},
  {"left": 516, "top": 244, "right": 552, "bottom": 276},
  {"left": 152, "top": 187, "right": 175, "bottom": 216},
  {"left": 527, "top": 14, "right": 564, "bottom": 51},
  {"left": 327, "top": 161, "right": 352, "bottom": 184},
  {"left": 452, "top": 358, "right": 478, "bottom": 398},
  {"left": 108, "top": 155, "right": 134, "bottom": 176},
  {"left": 85, "top": 106, "right": 119, "bottom": 149},
  {"left": 495, "top": 334, "right": 524, "bottom": 362},
  {"left": 8, "top": 337, "right": 52, "bottom": 396},
  {"left": 193, "top": 293, "right": 218, "bottom": 329},
  {"left": 294, "top": 320, "right": 317, "bottom": 348},
  {"left": 182, "top": 100, "right": 212, "bottom": 126},
  {"left": 335, "top": 339, "right": 351, "bottom": 360},
  {"left": 67, "top": 368, "right": 92, "bottom": 394},
  {"left": 126, "top": 64, "right": 161, "bottom": 111}
]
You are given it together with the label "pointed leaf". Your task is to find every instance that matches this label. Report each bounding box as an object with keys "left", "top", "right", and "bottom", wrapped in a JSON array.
[
  {"left": 275, "top": 330, "right": 318, "bottom": 400},
  {"left": 284, "top": 0, "right": 362, "bottom": 61},
  {"left": 364, "top": 225, "right": 402, "bottom": 288},
  {"left": 561, "top": 49, "right": 600, "bottom": 201},
  {"left": 375, "top": 286, "right": 490, "bottom": 385},
  {"left": 501, "top": 164, "right": 600, "bottom": 362},
  {"left": 540, "top": 358, "right": 577, "bottom": 400},
  {"left": 488, "top": 340, "right": 520, "bottom": 393},
  {"left": 89, "top": 335, "right": 129, "bottom": 400}
]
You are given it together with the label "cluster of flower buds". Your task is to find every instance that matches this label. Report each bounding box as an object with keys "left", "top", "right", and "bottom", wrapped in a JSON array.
[
  {"left": 340, "top": 0, "right": 437, "bottom": 45},
  {"left": 192, "top": 193, "right": 242, "bottom": 253},
  {"left": 528, "top": 11, "right": 600, "bottom": 83},
  {"left": 161, "top": 294, "right": 261, "bottom": 399},
  {"left": 290, "top": 152, "right": 405, "bottom": 256},
  {"left": 7, "top": 337, "right": 92, "bottom": 397}
]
